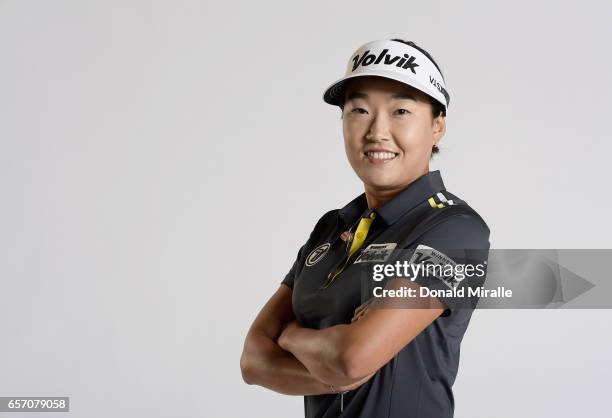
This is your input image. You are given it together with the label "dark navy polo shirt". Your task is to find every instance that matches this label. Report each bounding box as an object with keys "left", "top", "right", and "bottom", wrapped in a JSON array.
[{"left": 281, "top": 170, "right": 491, "bottom": 418}]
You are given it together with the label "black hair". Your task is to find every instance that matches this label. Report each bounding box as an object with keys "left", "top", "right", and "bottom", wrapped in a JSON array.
[{"left": 390, "top": 38, "right": 447, "bottom": 120}]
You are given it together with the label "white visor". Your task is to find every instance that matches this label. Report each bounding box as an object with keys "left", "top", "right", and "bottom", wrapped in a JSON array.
[{"left": 322, "top": 39, "right": 449, "bottom": 114}]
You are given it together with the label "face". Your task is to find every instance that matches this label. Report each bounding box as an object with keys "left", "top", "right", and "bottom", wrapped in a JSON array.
[{"left": 341, "top": 76, "right": 445, "bottom": 192}]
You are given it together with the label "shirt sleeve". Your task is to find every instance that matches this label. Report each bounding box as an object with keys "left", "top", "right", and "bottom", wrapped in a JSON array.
[
  {"left": 399, "top": 212, "right": 491, "bottom": 317},
  {"left": 281, "top": 243, "right": 306, "bottom": 290}
]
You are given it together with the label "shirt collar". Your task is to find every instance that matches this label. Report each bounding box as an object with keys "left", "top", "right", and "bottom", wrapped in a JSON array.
[{"left": 338, "top": 170, "right": 446, "bottom": 226}]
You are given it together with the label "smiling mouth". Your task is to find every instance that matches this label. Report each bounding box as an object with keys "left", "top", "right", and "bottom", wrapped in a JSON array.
[{"left": 364, "top": 151, "right": 399, "bottom": 162}]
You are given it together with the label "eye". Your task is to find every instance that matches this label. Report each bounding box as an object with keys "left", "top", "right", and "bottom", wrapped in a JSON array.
[
  {"left": 351, "top": 107, "right": 368, "bottom": 114},
  {"left": 395, "top": 108, "right": 411, "bottom": 115}
]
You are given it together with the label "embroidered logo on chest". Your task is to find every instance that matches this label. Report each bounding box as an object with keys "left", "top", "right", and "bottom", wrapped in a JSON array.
[
  {"left": 354, "top": 243, "right": 397, "bottom": 263},
  {"left": 305, "top": 243, "right": 331, "bottom": 267}
]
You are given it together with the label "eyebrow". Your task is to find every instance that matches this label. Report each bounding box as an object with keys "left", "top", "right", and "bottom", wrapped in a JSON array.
[{"left": 345, "top": 91, "right": 417, "bottom": 102}]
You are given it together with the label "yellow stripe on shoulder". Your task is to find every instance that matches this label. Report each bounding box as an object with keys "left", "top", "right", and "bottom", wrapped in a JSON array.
[{"left": 428, "top": 196, "right": 445, "bottom": 209}]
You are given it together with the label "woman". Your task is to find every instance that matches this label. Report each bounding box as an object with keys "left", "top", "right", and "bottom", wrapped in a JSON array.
[{"left": 240, "top": 38, "right": 491, "bottom": 418}]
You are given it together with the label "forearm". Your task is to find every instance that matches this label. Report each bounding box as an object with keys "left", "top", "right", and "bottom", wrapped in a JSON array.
[
  {"left": 279, "top": 324, "right": 359, "bottom": 387},
  {"left": 241, "top": 332, "right": 335, "bottom": 396}
]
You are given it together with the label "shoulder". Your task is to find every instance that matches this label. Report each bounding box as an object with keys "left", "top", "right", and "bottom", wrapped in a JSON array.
[
  {"left": 310, "top": 208, "right": 340, "bottom": 234},
  {"left": 294, "top": 208, "right": 341, "bottom": 248},
  {"left": 416, "top": 190, "right": 491, "bottom": 250}
]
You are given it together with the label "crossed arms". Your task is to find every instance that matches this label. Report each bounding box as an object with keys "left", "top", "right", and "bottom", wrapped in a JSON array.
[{"left": 239, "top": 279, "right": 444, "bottom": 396}]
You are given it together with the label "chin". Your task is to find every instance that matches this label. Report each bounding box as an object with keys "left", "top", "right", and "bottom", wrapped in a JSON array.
[{"left": 361, "top": 174, "right": 399, "bottom": 190}]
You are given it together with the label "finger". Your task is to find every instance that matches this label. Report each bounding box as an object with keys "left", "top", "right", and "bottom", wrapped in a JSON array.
[
  {"left": 360, "top": 299, "right": 373, "bottom": 311},
  {"left": 354, "top": 299, "right": 372, "bottom": 315},
  {"left": 351, "top": 308, "right": 368, "bottom": 322}
]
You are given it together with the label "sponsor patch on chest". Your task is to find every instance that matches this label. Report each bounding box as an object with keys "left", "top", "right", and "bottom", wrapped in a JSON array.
[{"left": 354, "top": 243, "right": 397, "bottom": 263}]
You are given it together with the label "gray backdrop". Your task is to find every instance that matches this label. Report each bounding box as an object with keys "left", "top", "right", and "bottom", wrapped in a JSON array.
[{"left": 1, "top": 1, "right": 610, "bottom": 417}]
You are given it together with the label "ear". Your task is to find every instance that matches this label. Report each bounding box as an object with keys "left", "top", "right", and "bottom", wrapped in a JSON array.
[{"left": 432, "top": 115, "right": 446, "bottom": 146}]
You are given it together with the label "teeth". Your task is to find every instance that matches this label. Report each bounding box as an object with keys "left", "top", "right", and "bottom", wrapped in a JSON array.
[{"left": 366, "top": 151, "right": 397, "bottom": 160}]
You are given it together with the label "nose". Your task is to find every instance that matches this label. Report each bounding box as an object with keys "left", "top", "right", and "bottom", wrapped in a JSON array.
[{"left": 366, "top": 112, "right": 391, "bottom": 142}]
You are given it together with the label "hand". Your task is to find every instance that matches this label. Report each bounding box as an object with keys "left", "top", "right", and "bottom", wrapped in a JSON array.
[
  {"left": 351, "top": 298, "right": 373, "bottom": 323},
  {"left": 278, "top": 320, "right": 301, "bottom": 350}
]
